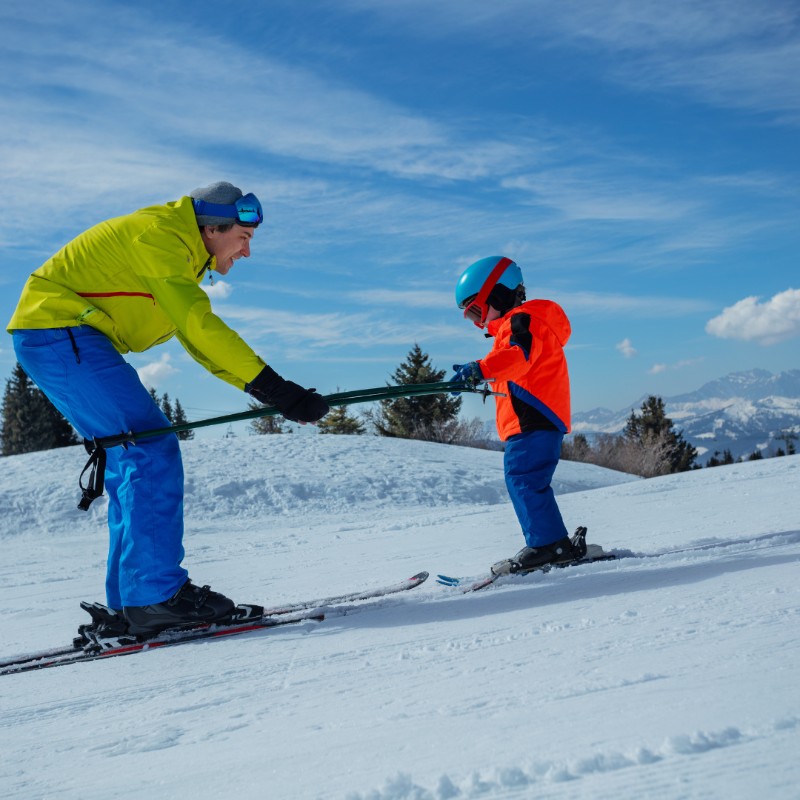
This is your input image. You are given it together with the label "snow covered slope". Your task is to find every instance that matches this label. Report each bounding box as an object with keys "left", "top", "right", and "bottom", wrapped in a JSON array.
[{"left": 0, "top": 437, "right": 798, "bottom": 799}]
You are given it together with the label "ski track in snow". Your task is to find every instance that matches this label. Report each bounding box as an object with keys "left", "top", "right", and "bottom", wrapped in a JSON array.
[{"left": 0, "top": 437, "right": 798, "bottom": 799}]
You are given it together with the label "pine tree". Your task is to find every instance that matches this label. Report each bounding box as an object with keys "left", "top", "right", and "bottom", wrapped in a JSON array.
[
  {"left": 366, "top": 344, "right": 461, "bottom": 442},
  {"left": 247, "top": 401, "right": 290, "bottom": 434},
  {"left": 705, "top": 448, "right": 735, "bottom": 468},
  {"left": 160, "top": 393, "right": 174, "bottom": 423},
  {"left": 147, "top": 389, "right": 193, "bottom": 439},
  {"left": 722, "top": 448, "right": 735, "bottom": 464},
  {"left": 624, "top": 395, "right": 697, "bottom": 475},
  {"left": 1, "top": 363, "right": 78, "bottom": 456},
  {"left": 172, "top": 399, "right": 194, "bottom": 441},
  {"left": 774, "top": 430, "right": 797, "bottom": 456},
  {"left": 318, "top": 404, "right": 366, "bottom": 435},
  {"left": 562, "top": 433, "right": 591, "bottom": 462}
]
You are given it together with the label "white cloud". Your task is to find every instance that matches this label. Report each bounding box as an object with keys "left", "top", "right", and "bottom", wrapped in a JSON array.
[
  {"left": 548, "top": 290, "right": 713, "bottom": 317},
  {"left": 616, "top": 338, "right": 637, "bottom": 358},
  {"left": 648, "top": 358, "right": 703, "bottom": 375},
  {"left": 203, "top": 280, "right": 234, "bottom": 300},
  {"left": 348, "top": 289, "right": 453, "bottom": 309},
  {"left": 137, "top": 353, "right": 178, "bottom": 389},
  {"left": 705, "top": 288, "right": 800, "bottom": 345}
]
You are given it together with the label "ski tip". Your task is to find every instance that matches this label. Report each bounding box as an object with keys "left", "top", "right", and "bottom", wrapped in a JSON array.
[
  {"left": 435, "top": 574, "right": 461, "bottom": 587},
  {"left": 410, "top": 571, "right": 430, "bottom": 583}
]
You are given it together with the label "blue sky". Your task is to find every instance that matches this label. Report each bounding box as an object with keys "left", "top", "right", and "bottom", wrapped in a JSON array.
[{"left": 1, "top": 0, "right": 798, "bottom": 431}]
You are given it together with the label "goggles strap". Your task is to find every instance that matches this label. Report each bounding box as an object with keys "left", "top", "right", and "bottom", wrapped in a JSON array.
[
  {"left": 192, "top": 199, "right": 238, "bottom": 219},
  {"left": 466, "top": 256, "right": 513, "bottom": 324}
]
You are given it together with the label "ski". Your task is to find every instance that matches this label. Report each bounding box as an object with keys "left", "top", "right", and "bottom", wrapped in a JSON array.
[
  {"left": 259, "top": 569, "right": 430, "bottom": 614},
  {"left": 0, "top": 607, "right": 328, "bottom": 675},
  {"left": 437, "top": 529, "right": 616, "bottom": 592},
  {"left": 437, "top": 547, "right": 617, "bottom": 592},
  {"left": 0, "top": 571, "right": 429, "bottom": 676}
]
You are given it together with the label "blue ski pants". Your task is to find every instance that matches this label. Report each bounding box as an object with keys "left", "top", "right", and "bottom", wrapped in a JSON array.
[
  {"left": 13, "top": 327, "right": 188, "bottom": 608},
  {"left": 504, "top": 429, "right": 569, "bottom": 548}
]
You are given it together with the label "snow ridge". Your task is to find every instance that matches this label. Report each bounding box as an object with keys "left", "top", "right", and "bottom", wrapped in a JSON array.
[{"left": 349, "top": 718, "right": 800, "bottom": 799}]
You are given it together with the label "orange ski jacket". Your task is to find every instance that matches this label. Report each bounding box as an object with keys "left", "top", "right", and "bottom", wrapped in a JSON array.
[{"left": 478, "top": 299, "right": 572, "bottom": 441}]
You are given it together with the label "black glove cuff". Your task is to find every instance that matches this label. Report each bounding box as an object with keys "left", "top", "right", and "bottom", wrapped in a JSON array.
[{"left": 245, "top": 365, "right": 285, "bottom": 404}]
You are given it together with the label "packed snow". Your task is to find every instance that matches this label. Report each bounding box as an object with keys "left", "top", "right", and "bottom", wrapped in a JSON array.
[{"left": 1, "top": 435, "right": 798, "bottom": 799}]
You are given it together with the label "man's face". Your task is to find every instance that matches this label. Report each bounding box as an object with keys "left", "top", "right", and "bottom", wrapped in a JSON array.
[{"left": 201, "top": 225, "right": 255, "bottom": 275}]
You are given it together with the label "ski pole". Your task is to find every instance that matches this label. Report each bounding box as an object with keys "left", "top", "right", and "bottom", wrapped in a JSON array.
[
  {"left": 90, "top": 380, "right": 500, "bottom": 448},
  {"left": 76, "top": 380, "right": 503, "bottom": 509}
]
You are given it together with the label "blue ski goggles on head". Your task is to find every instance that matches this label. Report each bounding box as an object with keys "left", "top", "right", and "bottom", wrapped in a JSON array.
[{"left": 192, "top": 192, "right": 264, "bottom": 227}]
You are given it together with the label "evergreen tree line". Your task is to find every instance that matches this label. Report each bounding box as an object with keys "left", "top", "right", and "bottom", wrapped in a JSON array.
[
  {"left": 708, "top": 429, "right": 797, "bottom": 465},
  {"left": 148, "top": 389, "right": 194, "bottom": 441},
  {"left": 1, "top": 363, "right": 78, "bottom": 456},
  {"left": 1, "top": 361, "right": 196, "bottom": 456}
]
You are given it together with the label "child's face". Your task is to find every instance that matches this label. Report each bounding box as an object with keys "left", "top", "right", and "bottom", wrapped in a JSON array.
[
  {"left": 485, "top": 305, "right": 504, "bottom": 324},
  {"left": 464, "top": 301, "right": 505, "bottom": 329}
]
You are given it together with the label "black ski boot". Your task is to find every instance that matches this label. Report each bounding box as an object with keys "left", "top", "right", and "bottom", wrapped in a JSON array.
[
  {"left": 123, "top": 580, "right": 236, "bottom": 635},
  {"left": 491, "top": 526, "right": 588, "bottom": 576}
]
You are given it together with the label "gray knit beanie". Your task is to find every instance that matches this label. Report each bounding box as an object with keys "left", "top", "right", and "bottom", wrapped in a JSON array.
[{"left": 190, "top": 181, "right": 243, "bottom": 226}]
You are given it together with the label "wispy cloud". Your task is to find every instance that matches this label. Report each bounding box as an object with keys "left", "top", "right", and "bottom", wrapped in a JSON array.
[
  {"left": 0, "top": 4, "right": 532, "bottom": 189},
  {"left": 616, "top": 338, "right": 637, "bottom": 358},
  {"left": 503, "top": 168, "right": 697, "bottom": 223},
  {"left": 137, "top": 353, "right": 178, "bottom": 389},
  {"left": 348, "top": 289, "right": 453, "bottom": 309},
  {"left": 0, "top": 0, "right": 790, "bottom": 285},
  {"left": 202, "top": 281, "right": 234, "bottom": 301},
  {"left": 648, "top": 358, "right": 704, "bottom": 375},
  {"left": 343, "top": 0, "right": 800, "bottom": 120},
  {"left": 706, "top": 289, "right": 800, "bottom": 345},
  {"left": 214, "top": 303, "right": 464, "bottom": 354},
  {"left": 343, "top": 287, "right": 713, "bottom": 318},
  {"left": 545, "top": 291, "right": 714, "bottom": 318}
]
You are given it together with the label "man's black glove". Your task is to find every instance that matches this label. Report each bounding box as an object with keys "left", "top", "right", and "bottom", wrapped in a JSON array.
[{"left": 246, "top": 365, "right": 330, "bottom": 423}]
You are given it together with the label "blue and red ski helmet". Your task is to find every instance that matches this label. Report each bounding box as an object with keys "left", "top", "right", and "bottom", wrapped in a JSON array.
[{"left": 455, "top": 256, "right": 524, "bottom": 327}]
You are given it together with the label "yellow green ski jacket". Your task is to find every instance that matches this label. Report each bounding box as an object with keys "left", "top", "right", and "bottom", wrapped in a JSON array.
[{"left": 7, "top": 197, "right": 265, "bottom": 390}]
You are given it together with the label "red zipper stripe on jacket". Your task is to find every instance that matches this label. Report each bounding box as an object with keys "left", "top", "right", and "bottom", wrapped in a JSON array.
[{"left": 78, "top": 291, "right": 155, "bottom": 303}]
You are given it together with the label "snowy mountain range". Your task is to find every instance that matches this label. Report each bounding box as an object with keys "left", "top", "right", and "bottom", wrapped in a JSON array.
[{"left": 572, "top": 368, "right": 800, "bottom": 460}]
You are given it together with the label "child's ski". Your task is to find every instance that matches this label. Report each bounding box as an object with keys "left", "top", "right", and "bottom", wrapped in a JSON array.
[{"left": 437, "top": 529, "right": 615, "bottom": 592}]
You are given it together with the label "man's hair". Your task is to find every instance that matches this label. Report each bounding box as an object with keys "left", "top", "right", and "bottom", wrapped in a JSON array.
[{"left": 200, "top": 223, "right": 234, "bottom": 233}]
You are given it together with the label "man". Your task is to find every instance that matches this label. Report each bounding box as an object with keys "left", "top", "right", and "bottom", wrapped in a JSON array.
[{"left": 7, "top": 182, "right": 329, "bottom": 633}]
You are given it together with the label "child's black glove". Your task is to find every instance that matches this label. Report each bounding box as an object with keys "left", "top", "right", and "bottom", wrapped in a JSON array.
[
  {"left": 450, "top": 362, "right": 483, "bottom": 395},
  {"left": 246, "top": 365, "right": 330, "bottom": 423}
]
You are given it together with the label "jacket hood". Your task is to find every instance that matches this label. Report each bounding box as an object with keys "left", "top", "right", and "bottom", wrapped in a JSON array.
[{"left": 488, "top": 299, "right": 571, "bottom": 346}]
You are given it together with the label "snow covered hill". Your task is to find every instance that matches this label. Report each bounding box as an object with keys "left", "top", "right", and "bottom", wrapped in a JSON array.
[
  {"left": 1, "top": 436, "right": 798, "bottom": 799},
  {"left": 572, "top": 368, "right": 800, "bottom": 459}
]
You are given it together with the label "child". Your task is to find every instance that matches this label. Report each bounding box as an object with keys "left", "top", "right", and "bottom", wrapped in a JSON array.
[{"left": 452, "top": 256, "right": 584, "bottom": 574}]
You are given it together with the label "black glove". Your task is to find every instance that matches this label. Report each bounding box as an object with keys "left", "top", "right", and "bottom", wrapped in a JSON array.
[{"left": 246, "top": 365, "right": 330, "bottom": 423}]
